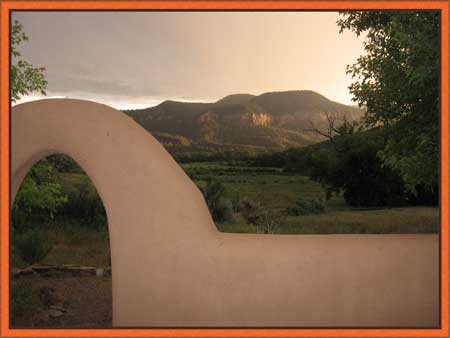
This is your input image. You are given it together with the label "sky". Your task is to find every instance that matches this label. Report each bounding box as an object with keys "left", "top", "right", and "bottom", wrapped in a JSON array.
[{"left": 13, "top": 11, "right": 365, "bottom": 110}]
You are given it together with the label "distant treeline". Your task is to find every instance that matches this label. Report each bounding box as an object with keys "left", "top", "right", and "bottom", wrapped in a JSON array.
[{"left": 171, "top": 149, "right": 256, "bottom": 163}]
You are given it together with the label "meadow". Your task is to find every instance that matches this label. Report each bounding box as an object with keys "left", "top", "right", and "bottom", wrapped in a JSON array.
[{"left": 183, "top": 161, "right": 439, "bottom": 234}]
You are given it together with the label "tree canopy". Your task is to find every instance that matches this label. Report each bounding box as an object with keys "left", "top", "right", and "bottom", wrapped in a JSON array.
[
  {"left": 11, "top": 20, "right": 47, "bottom": 103},
  {"left": 338, "top": 11, "right": 440, "bottom": 194}
]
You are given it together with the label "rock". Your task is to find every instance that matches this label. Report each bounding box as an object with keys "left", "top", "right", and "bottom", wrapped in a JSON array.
[
  {"left": 67, "top": 266, "right": 96, "bottom": 276},
  {"left": 49, "top": 304, "right": 66, "bottom": 312},
  {"left": 32, "top": 311, "right": 50, "bottom": 322},
  {"left": 12, "top": 267, "right": 36, "bottom": 277},
  {"left": 48, "top": 309, "right": 64, "bottom": 317},
  {"left": 31, "top": 265, "right": 58, "bottom": 273}
]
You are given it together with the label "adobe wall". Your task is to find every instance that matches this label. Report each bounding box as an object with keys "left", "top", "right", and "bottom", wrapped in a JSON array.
[{"left": 11, "top": 99, "right": 439, "bottom": 327}]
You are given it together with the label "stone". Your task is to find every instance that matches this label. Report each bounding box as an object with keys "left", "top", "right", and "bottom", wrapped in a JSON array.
[
  {"left": 32, "top": 311, "right": 49, "bottom": 322},
  {"left": 48, "top": 309, "right": 64, "bottom": 318},
  {"left": 12, "top": 267, "right": 36, "bottom": 277},
  {"left": 49, "top": 305, "right": 66, "bottom": 313}
]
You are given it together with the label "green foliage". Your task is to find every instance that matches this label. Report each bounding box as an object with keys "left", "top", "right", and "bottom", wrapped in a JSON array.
[
  {"left": 13, "top": 155, "right": 107, "bottom": 231},
  {"left": 200, "top": 180, "right": 234, "bottom": 223},
  {"left": 214, "top": 198, "right": 234, "bottom": 224},
  {"left": 338, "top": 11, "right": 439, "bottom": 194},
  {"left": 252, "top": 128, "right": 437, "bottom": 207},
  {"left": 235, "top": 197, "right": 285, "bottom": 233},
  {"left": 60, "top": 174, "right": 107, "bottom": 227},
  {"left": 14, "top": 229, "right": 54, "bottom": 265},
  {"left": 287, "top": 197, "right": 326, "bottom": 216},
  {"left": 11, "top": 20, "right": 47, "bottom": 102},
  {"left": 237, "top": 198, "right": 262, "bottom": 225},
  {"left": 253, "top": 210, "right": 286, "bottom": 234},
  {"left": 46, "top": 154, "right": 82, "bottom": 173},
  {"left": 13, "top": 160, "right": 68, "bottom": 229},
  {"left": 311, "top": 130, "right": 408, "bottom": 206}
]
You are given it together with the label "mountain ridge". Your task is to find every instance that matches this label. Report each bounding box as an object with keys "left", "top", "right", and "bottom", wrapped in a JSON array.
[{"left": 124, "top": 90, "right": 362, "bottom": 154}]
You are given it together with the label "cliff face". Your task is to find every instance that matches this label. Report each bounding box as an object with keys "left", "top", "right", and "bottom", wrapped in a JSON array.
[{"left": 250, "top": 112, "right": 271, "bottom": 126}]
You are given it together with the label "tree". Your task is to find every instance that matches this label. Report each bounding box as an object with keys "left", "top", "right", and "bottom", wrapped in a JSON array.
[
  {"left": 306, "top": 130, "right": 409, "bottom": 207},
  {"left": 338, "top": 11, "right": 440, "bottom": 194},
  {"left": 11, "top": 21, "right": 65, "bottom": 229},
  {"left": 13, "top": 160, "right": 67, "bottom": 229},
  {"left": 11, "top": 19, "right": 47, "bottom": 102}
]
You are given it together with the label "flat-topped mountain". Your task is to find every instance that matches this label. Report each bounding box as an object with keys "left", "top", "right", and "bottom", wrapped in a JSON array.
[
  {"left": 124, "top": 90, "right": 362, "bottom": 153},
  {"left": 215, "top": 94, "right": 256, "bottom": 106}
]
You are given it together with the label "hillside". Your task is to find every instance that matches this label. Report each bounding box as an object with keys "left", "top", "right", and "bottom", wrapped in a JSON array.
[{"left": 124, "top": 90, "right": 362, "bottom": 155}]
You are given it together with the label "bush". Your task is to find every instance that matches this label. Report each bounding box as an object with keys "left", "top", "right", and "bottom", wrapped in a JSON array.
[
  {"left": 287, "top": 197, "right": 326, "bottom": 216},
  {"left": 46, "top": 154, "right": 81, "bottom": 173},
  {"left": 231, "top": 193, "right": 241, "bottom": 212},
  {"left": 214, "top": 199, "right": 234, "bottom": 224},
  {"left": 14, "top": 229, "right": 54, "bottom": 265},
  {"left": 200, "top": 180, "right": 234, "bottom": 223},
  {"left": 12, "top": 161, "right": 68, "bottom": 230},
  {"left": 61, "top": 176, "right": 107, "bottom": 228},
  {"left": 254, "top": 210, "right": 285, "bottom": 234},
  {"left": 237, "top": 198, "right": 262, "bottom": 225}
]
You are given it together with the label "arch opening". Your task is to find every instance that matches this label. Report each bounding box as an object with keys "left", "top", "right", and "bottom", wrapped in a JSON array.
[{"left": 11, "top": 153, "right": 112, "bottom": 328}]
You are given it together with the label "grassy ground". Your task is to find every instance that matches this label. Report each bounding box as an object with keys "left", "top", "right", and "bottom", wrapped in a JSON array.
[
  {"left": 221, "top": 207, "right": 438, "bottom": 234},
  {"left": 183, "top": 161, "right": 439, "bottom": 234},
  {"left": 12, "top": 224, "right": 110, "bottom": 269}
]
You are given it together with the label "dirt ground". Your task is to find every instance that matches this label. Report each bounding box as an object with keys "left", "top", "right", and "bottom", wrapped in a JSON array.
[{"left": 13, "top": 275, "right": 112, "bottom": 328}]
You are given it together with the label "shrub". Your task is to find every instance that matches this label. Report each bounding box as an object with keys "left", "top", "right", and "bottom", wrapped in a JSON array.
[
  {"left": 14, "top": 229, "right": 54, "bottom": 265},
  {"left": 237, "top": 198, "right": 262, "bottom": 225},
  {"left": 287, "top": 197, "right": 326, "bottom": 216},
  {"left": 231, "top": 193, "right": 246, "bottom": 213},
  {"left": 61, "top": 176, "right": 107, "bottom": 228},
  {"left": 200, "top": 180, "right": 234, "bottom": 223},
  {"left": 214, "top": 199, "right": 234, "bottom": 224},
  {"left": 254, "top": 210, "right": 285, "bottom": 234},
  {"left": 12, "top": 161, "right": 68, "bottom": 230}
]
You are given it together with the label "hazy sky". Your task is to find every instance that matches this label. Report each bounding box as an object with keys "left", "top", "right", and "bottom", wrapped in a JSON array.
[{"left": 13, "top": 11, "right": 365, "bottom": 109}]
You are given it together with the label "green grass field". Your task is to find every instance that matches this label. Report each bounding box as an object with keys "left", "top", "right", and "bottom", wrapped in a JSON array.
[
  {"left": 12, "top": 224, "right": 110, "bottom": 269},
  {"left": 183, "top": 161, "right": 439, "bottom": 234}
]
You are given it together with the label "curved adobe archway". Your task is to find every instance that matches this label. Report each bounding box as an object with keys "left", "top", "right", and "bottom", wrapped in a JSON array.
[{"left": 12, "top": 99, "right": 439, "bottom": 327}]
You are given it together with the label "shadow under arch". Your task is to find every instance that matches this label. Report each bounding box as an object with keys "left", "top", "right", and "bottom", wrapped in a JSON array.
[{"left": 11, "top": 99, "right": 439, "bottom": 328}]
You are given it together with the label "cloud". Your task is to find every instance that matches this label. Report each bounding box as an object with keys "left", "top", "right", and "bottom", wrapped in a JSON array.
[
  {"left": 46, "top": 71, "right": 159, "bottom": 98},
  {"left": 12, "top": 11, "right": 365, "bottom": 106}
]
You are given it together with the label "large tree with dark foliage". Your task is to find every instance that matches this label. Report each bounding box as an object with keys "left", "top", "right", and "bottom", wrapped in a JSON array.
[{"left": 338, "top": 11, "right": 440, "bottom": 195}]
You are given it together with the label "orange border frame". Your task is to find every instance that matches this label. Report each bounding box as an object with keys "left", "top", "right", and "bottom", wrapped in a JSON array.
[{"left": 0, "top": 1, "right": 448, "bottom": 337}]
